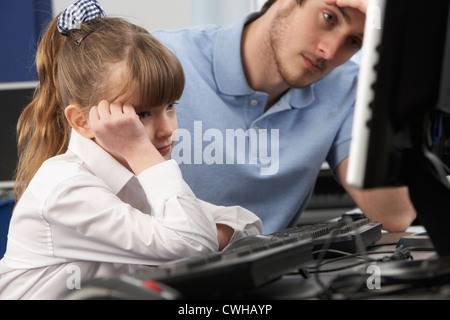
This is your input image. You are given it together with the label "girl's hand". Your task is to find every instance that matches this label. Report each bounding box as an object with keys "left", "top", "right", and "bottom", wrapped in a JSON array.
[
  {"left": 89, "top": 100, "right": 164, "bottom": 174},
  {"left": 216, "top": 224, "right": 234, "bottom": 251}
]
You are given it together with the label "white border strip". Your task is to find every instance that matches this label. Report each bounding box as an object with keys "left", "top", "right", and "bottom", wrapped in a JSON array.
[
  {"left": 0, "top": 81, "right": 38, "bottom": 91},
  {"left": 0, "top": 181, "right": 14, "bottom": 188}
]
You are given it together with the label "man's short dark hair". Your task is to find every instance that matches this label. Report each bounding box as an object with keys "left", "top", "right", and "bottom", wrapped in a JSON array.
[{"left": 260, "top": 0, "right": 304, "bottom": 15}]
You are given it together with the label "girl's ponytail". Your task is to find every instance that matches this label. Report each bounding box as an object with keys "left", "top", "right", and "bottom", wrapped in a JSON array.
[
  {"left": 15, "top": 0, "right": 107, "bottom": 199},
  {"left": 15, "top": 17, "right": 70, "bottom": 199}
]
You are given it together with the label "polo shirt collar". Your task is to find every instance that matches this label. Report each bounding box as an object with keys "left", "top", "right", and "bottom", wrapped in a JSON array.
[
  {"left": 213, "top": 13, "right": 314, "bottom": 110},
  {"left": 289, "top": 85, "right": 315, "bottom": 109},
  {"left": 67, "top": 130, "right": 134, "bottom": 195}
]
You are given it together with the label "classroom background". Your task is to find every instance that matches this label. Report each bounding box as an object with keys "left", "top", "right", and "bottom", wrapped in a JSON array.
[{"left": 0, "top": 0, "right": 266, "bottom": 83}]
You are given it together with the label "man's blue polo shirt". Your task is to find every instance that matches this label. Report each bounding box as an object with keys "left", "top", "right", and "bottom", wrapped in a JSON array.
[{"left": 152, "top": 14, "right": 359, "bottom": 234}]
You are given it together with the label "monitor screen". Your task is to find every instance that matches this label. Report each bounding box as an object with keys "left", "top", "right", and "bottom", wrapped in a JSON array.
[
  {"left": 347, "top": 0, "right": 450, "bottom": 256},
  {"left": 0, "top": 82, "right": 37, "bottom": 183}
]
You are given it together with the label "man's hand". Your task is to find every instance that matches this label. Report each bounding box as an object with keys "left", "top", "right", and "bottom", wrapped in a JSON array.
[{"left": 324, "top": 0, "right": 368, "bottom": 13}]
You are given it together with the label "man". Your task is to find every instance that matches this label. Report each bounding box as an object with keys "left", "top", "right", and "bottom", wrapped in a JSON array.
[{"left": 152, "top": 0, "right": 416, "bottom": 234}]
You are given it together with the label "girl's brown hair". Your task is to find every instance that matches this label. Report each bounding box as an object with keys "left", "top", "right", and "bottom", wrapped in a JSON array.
[{"left": 14, "top": 15, "right": 185, "bottom": 199}]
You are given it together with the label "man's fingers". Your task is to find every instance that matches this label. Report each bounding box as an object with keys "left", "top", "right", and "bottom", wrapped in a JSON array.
[{"left": 324, "top": 0, "right": 368, "bottom": 13}]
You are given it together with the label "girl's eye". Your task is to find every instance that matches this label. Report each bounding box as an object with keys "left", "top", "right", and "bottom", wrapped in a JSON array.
[
  {"left": 323, "top": 12, "right": 335, "bottom": 24},
  {"left": 137, "top": 111, "right": 150, "bottom": 119},
  {"left": 167, "top": 103, "right": 176, "bottom": 111}
]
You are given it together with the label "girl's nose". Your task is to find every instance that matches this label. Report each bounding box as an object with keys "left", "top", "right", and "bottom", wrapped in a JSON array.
[{"left": 155, "top": 115, "right": 175, "bottom": 140}]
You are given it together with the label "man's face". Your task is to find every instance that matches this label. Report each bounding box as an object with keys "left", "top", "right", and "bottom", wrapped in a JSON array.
[{"left": 269, "top": 0, "right": 365, "bottom": 88}]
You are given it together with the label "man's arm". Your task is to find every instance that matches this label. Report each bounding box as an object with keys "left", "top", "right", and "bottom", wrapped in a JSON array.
[{"left": 336, "top": 158, "right": 417, "bottom": 231}]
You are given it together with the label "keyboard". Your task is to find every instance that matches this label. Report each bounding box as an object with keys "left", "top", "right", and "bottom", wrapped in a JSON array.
[
  {"left": 272, "top": 217, "right": 382, "bottom": 256},
  {"left": 128, "top": 217, "right": 382, "bottom": 299}
]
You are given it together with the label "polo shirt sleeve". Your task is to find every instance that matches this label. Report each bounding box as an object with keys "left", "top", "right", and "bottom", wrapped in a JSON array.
[{"left": 327, "top": 105, "right": 354, "bottom": 172}]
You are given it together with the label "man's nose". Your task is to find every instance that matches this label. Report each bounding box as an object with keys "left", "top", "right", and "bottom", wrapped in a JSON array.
[{"left": 317, "top": 35, "right": 345, "bottom": 60}]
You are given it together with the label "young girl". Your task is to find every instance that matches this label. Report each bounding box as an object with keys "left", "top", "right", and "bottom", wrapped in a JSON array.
[{"left": 0, "top": 0, "right": 261, "bottom": 299}]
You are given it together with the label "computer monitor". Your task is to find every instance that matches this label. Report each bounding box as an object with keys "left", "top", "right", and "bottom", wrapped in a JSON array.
[
  {"left": 347, "top": 0, "right": 450, "bottom": 257},
  {"left": 0, "top": 82, "right": 37, "bottom": 183}
]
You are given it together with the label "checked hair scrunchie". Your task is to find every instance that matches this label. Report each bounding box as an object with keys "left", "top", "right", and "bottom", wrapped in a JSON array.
[{"left": 57, "top": 0, "right": 106, "bottom": 35}]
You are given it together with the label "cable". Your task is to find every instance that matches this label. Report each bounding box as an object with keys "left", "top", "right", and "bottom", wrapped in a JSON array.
[
  {"left": 317, "top": 246, "right": 415, "bottom": 299},
  {"left": 308, "top": 217, "right": 374, "bottom": 298},
  {"left": 308, "top": 219, "right": 415, "bottom": 299}
]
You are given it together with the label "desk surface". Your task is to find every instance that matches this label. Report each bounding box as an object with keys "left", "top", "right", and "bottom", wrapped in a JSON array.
[{"left": 235, "top": 231, "right": 446, "bottom": 300}]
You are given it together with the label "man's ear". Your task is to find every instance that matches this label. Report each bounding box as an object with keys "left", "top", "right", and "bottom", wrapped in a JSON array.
[{"left": 65, "top": 105, "right": 94, "bottom": 139}]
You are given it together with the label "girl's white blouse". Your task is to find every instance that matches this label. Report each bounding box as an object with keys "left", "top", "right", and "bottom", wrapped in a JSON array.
[{"left": 0, "top": 131, "right": 262, "bottom": 299}]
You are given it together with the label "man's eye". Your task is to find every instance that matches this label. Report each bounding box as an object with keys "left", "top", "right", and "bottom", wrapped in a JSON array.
[
  {"left": 349, "top": 37, "right": 363, "bottom": 50},
  {"left": 137, "top": 111, "right": 150, "bottom": 119}
]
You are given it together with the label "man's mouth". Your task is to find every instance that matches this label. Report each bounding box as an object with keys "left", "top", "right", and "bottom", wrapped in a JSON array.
[{"left": 302, "top": 54, "right": 322, "bottom": 73}]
